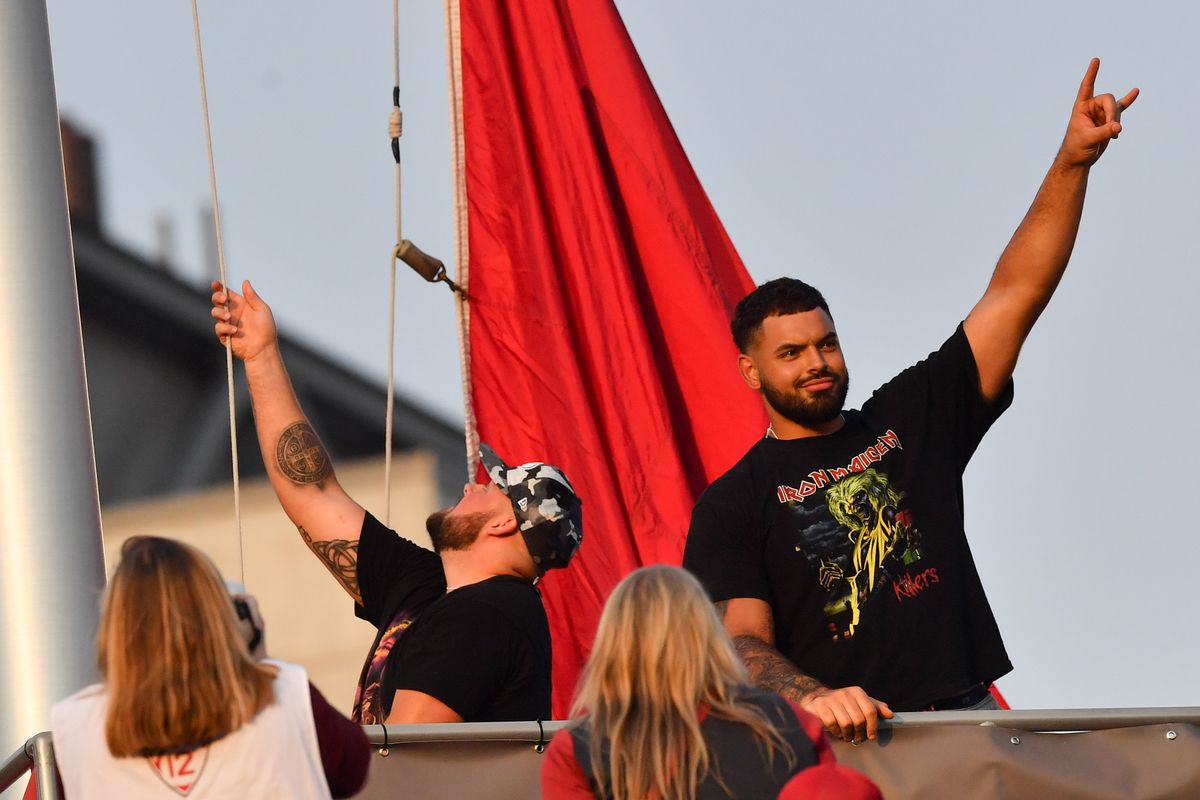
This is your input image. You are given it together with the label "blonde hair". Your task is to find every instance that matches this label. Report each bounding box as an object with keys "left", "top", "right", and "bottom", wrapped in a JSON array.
[
  {"left": 572, "top": 565, "right": 793, "bottom": 800},
  {"left": 98, "top": 536, "right": 277, "bottom": 757}
]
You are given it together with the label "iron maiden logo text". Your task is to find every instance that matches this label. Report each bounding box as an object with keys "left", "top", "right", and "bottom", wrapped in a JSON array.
[{"left": 775, "top": 429, "right": 902, "bottom": 504}]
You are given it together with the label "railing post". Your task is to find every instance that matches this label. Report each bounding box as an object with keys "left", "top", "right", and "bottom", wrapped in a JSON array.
[
  {"left": 27, "top": 735, "right": 60, "bottom": 800},
  {"left": 0, "top": 0, "right": 107, "bottom": 767}
]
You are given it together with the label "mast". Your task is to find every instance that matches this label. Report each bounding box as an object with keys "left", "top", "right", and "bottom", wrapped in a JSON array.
[{"left": 0, "top": 0, "right": 107, "bottom": 759}]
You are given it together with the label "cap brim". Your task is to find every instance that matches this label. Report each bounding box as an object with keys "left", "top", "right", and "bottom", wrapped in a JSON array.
[{"left": 478, "top": 442, "right": 511, "bottom": 490}]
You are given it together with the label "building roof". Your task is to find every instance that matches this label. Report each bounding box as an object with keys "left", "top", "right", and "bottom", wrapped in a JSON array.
[{"left": 66, "top": 134, "right": 465, "bottom": 507}]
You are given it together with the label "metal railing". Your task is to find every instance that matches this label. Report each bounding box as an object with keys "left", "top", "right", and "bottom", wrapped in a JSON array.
[
  {"left": 7, "top": 708, "right": 1200, "bottom": 799},
  {"left": 357, "top": 707, "right": 1200, "bottom": 743},
  {"left": 0, "top": 733, "right": 59, "bottom": 800}
]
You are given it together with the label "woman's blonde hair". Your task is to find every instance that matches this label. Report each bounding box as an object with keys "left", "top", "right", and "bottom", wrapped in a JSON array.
[
  {"left": 572, "top": 565, "right": 793, "bottom": 800},
  {"left": 98, "top": 536, "right": 277, "bottom": 757}
]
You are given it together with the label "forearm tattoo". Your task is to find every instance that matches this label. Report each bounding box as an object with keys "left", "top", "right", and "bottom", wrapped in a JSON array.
[
  {"left": 298, "top": 526, "right": 362, "bottom": 604},
  {"left": 276, "top": 422, "right": 332, "bottom": 487},
  {"left": 733, "top": 635, "right": 826, "bottom": 703}
]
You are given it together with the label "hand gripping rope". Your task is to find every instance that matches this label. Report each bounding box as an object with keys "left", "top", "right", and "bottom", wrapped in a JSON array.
[{"left": 191, "top": 0, "right": 482, "bottom": 566}]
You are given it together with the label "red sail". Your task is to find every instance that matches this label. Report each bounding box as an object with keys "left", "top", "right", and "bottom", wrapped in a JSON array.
[{"left": 455, "top": 0, "right": 766, "bottom": 715}]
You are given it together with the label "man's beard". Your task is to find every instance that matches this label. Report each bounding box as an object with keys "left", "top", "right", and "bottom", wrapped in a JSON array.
[
  {"left": 760, "top": 369, "right": 850, "bottom": 429},
  {"left": 426, "top": 509, "right": 491, "bottom": 552}
]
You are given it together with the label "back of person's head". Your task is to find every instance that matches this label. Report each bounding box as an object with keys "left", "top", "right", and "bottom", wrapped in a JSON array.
[
  {"left": 98, "top": 536, "right": 276, "bottom": 757},
  {"left": 573, "top": 565, "right": 791, "bottom": 800},
  {"left": 732, "top": 277, "right": 831, "bottom": 353}
]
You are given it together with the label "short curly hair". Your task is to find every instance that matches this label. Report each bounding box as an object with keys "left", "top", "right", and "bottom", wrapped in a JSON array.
[{"left": 731, "top": 278, "right": 831, "bottom": 353}]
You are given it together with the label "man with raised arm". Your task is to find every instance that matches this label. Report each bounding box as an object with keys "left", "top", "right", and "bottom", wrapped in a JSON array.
[
  {"left": 211, "top": 284, "right": 582, "bottom": 725},
  {"left": 683, "top": 59, "right": 1137, "bottom": 743}
]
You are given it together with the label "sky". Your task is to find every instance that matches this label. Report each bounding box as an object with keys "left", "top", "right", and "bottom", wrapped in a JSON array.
[{"left": 43, "top": 1, "right": 1199, "bottom": 711}]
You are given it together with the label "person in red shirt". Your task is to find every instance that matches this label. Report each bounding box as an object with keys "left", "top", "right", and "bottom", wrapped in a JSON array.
[{"left": 541, "top": 565, "right": 879, "bottom": 800}]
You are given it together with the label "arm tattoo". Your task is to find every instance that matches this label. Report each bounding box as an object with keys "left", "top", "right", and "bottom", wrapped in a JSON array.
[
  {"left": 732, "top": 634, "right": 826, "bottom": 703},
  {"left": 298, "top": 525, "right": 362, "bottom": 605},
  {"left": 276, "top": 422, "right": 333, "bottom": 487}
]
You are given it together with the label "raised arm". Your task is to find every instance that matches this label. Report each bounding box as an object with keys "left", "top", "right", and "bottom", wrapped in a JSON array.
[
  {"left": 721, "top": 597, "right": 891, "bottom": 743},
  {"left": 212, "top": 280, "right": 367, "bottom": 603},
  {"left": 964, "top": 58, "right": 1138, "bottom": 401}
]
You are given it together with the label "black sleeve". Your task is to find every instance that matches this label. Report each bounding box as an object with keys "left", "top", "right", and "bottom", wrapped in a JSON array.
[
  {"left": 354, "top": 512, "right": 443, "bottom": 627},
  {"left": 307, "top": 682, "right": 370, "bottom": 798},
  {"left": 865, "top": 323, "right": 1013, "bottom": 470},
  {"left": 390, "top": 599, "right": 515, "bottom": 719},
  {"left": 683, "top": 476, "right": 769, "bottom": 604}
]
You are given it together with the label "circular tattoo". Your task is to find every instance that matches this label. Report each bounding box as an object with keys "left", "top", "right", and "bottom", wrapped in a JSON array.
[{"left": 276, "top": 422, "right": 332, "bottom": 485}]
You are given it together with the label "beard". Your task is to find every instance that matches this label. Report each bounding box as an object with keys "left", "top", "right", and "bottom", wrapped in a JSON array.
[
  {"left": 425, "top": 509, "right": 491, "bottom": 552},
  {"left": 760, "top": 368, "right": 850, "bottom": 429}
]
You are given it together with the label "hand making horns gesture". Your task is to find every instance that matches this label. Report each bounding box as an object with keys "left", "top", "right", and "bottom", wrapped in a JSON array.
[{"left": 1059, "top": 57, "right": 1139, "bottom": 169}]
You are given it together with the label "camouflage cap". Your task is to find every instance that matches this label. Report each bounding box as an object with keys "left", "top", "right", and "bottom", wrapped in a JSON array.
[{"left": 479, "top": 443, "right": 583, "bottom": 572}]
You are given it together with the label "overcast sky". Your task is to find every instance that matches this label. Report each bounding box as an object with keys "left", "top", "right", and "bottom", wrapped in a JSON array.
[{"left": 45, "top": 1, "right": 1199, "bottom": 711}]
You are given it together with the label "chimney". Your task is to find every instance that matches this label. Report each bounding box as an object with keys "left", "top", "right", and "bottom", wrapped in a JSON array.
[{"left": 59, "top": 118, "right": 101, "bottom": 232}]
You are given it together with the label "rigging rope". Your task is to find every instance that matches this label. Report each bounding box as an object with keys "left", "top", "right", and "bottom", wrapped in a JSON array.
[
  {"left": 444, "top": 0, "right": 480, "bottom": 481},
  {"left": 386, "top": 0, "right": 478, "bottom": 509},
  {"left": 189, "top": 0, "right": 245, "bottom": 583},
  {"left": 383, "top": 0, "right": 403, "bottom": 525}
]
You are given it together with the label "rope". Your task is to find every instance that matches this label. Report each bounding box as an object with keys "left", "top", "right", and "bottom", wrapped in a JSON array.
[
  {"left": 383, "top": 0, "right": 403, "bottom": 525},
  {"left": 190, "top": 0, "right": 245, "bottom": 583},
  {"left": 444, "top": 0, "right": 480, "bottom": 480}
]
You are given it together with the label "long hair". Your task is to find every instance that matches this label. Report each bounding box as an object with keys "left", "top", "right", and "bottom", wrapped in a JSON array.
[
  {"left": 97, "top": 536, "right": 277, "bottom": 757},
  {"left": 571, "top": 565, "right": 793, "bottom": 800}
]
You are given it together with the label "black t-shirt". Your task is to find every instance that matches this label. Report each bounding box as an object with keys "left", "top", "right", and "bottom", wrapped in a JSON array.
[
  {"left": 385, "top": 574, "right": 552, "bottom": 722},
  {"left": 353, "top": 513, "right": 551, "bottom": 722},
  {"left": 684, "top": 325, "right": 1013, "bottom": 711}
]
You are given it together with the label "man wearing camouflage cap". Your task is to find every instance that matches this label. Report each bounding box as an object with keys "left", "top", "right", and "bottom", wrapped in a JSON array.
[{"left": 212, "top": 280, "right": 583, "bottom": 724}]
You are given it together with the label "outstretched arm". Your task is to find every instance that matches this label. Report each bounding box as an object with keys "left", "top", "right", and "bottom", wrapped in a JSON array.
[
  {"left": 212, "top": 280, "right": 367, "bottom": 603},
  {"left": 965, "top": 58, "right": 1138, "bottom": 401},
  {"left": 720, "top": 598, "right": 892, "bottom": 743}
]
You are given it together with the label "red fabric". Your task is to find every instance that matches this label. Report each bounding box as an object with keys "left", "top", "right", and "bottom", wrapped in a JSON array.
[
  {"left": 541, "top": 730, "right": 595, "bottom": 800},
  {"left": 777, "top": 765, "right": 883, "bottom": 800},
  {"left": 22, "top": 767, "right": 62, "bottom": 800},
  {"left": 458, "top": 0, "right": 765, "bottom": 717},
  {"left": 989, "top": 683, "right": 1010, "bottom": 710}
]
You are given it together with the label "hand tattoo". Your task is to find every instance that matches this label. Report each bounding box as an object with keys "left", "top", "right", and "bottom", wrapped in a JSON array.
[
  {"left": 733, "top": 634, "right": 826, "bottom": 703},
  {"left": 298, "top": 526, "right": 362, "bottom": 604},
  {"left": 276, "top": 422, "right": 332, "bottom": 487}
]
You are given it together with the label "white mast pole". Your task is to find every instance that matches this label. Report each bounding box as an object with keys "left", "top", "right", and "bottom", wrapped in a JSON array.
[{"left": 0, "top": 0, "right": 107, "bottom": 764}]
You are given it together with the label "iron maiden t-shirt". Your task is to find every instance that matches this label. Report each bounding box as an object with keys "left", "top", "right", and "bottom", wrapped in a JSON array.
[{"left": 684, "top": 324, "right": 1013, "bottom": 710}]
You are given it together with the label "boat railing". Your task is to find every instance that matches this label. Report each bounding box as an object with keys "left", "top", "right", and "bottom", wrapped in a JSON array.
[
  {"left": 1, "top": 732, "right": 58, "bottom": 800},
  {"left": 5, "top": 708, "right": 1200, "bottom": 799}
]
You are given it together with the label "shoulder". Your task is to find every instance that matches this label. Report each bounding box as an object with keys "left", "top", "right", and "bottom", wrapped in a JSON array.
[
  {"left": 360, "top": 512, "right": 441, "bottom": 565},
  {"left": 863, "top": 325, "right": 970, "bottom": 408},
  {"left": 695, "top": 442, "right": 767, "bottom": 508},
  {"left": 51, "top": 684, "right": 106, "bottom": 725},
  {"left": 51, "top": 685, "right": 108, "bottom": 754},
  {"left": 356, "top": 512, "right": 446, "bottom": 621},
  {"left": 542, "top": 725, "right": 596, "bottom": 800},
  {"left": 264, "top": 659, "right": 308, "bottom": 689}
]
